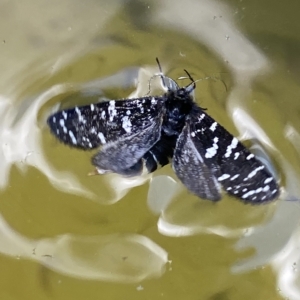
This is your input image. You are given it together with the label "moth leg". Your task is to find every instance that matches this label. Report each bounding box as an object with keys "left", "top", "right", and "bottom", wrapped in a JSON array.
[{"left": 173, "top": 124, "right": 221, "bottom": 201}]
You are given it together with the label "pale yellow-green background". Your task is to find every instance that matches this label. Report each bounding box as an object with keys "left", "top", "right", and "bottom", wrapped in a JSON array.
[{"left": 0, "top": 0, "right": 300, "bottom": 299}]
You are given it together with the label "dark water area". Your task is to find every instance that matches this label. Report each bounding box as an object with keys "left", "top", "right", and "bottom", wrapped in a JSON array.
[{"left": 0, "top": 0, "right": 300, "bottom": 299}]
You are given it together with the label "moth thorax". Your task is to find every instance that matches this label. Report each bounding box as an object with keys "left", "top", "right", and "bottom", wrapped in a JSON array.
[{"left": 162, "top": 98, "right": 193, "bottom": 136}]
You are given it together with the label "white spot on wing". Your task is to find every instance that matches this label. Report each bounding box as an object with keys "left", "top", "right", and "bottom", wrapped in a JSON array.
[
  {"left": 62, "top": 111, "right": 67, "bottom": 120},
  {"left": 218, "top": 174, "right": 230, "bottom": 181},
  {"left": 230, "top": 174, "right": 240, "bottom": 181},
  {"left": 108, "top": 100, "right": 117, "bottom": 121},
  {"left": 246, "top": 153, "right": 254, "bottom": 160},
  {"left": 90, "top": 104, "right": 95, "bottom": 111},
  {"left": 205, "top": 137, "right": 219, "bottom": 158},
  {"left": 90, "top": 127, "right": 96, "bottom": 134},
  {"left": 244, "top": 165, "right": 265, "bottom": 181},
  {"left": 209, "top": 122, "right": 217, "bottom": 132},
  {"left": 205, "top": 147, "right": 217, "bottom": 158},
  {"left": 198, "top": 114, "right": 205, "bottom": 122},
  {"left": 59, "top": 119, "right": 65, "bottom": 127},
  {"left": 75, "top": 107, "right": 84, "bottom": 123},
  {"left": 122, "top": 116, "right": 132, "bottom": 133},
  {"left": 242, "top": 190, "right": 255, "bottom": 199},
  {"left": 75, "top": 107, "right": 81, "bottom": 116},
  {"left": 231, "top": 137, "right": 238, "bottom": 147},
  {"left": 68, "top": 130, "right": 77, "bottom": 145},
  {"left": 255, "top": 187, "right": 262, "bottom": 193},
  {"left": 224, "top": 137, "right": 238, "bottom": 158},
  {"left": 234, "top": 152, "right": 240, "bottom": 160},
  {"left": 98, "top": 132, "right": 106, "bottom": 144},
  {"left": 264, "top": 177, "right": 273, "bottom": 184}
]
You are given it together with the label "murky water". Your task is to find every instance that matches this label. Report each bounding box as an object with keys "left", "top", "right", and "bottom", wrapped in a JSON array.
[{"left": 1, "top": 0, "right": 300, "bottom": 299}]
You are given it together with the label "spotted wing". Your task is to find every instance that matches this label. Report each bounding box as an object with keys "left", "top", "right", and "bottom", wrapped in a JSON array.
[
  {"left": 183, "top": 106, "right": 279, "bottom": 203},
  {"left": 92, "top": 113, "right": 164, "bottom": 175},
  {"left": 173, "top": 123, "right": 222, "bottom": 201},
  {"left": 47, "top": 97, "right": 165, "bottom": 150}
]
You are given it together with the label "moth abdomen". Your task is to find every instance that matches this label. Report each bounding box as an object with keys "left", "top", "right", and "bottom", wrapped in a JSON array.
[{"left": 143, "top": 133, "right": 177, "bottom": 173}]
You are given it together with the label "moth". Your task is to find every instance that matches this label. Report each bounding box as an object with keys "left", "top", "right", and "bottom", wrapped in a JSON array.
[{"left": 47, "top": 59, "right": 279, "bottom": 203}]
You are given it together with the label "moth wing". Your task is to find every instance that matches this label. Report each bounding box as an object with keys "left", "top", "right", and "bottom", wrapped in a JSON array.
[
  {"left": 189, "top": 106, "right": 279, "bottom": 203},
  {"left": 92, "top": 109, "right": 164, "bottom": 175},
  {"left": 47, "top": 97, "right": 165, "bottom": 150},
  {"left": 173, "top": 123, "right": 221, "bottom": 201}
]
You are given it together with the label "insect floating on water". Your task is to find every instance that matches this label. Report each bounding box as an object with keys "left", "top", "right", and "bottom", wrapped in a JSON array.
[{"left": 47, "top": 59, "right": 279, "bottom": 203}]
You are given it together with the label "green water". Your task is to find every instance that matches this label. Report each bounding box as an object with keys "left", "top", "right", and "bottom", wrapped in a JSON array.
[{"left": 0, "top": 0, "right": 299, "bottom": 299}]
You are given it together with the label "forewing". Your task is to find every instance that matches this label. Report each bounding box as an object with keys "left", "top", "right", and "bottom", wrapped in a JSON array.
[
  {"left": 189, "top": 106, "right": 279, "bottom": 203},
  {"left": 47, "top": 97, "right": 165, "bottom": 150},
  {"left": 173, "top": 123, "right": 221, "bottom": 201}
]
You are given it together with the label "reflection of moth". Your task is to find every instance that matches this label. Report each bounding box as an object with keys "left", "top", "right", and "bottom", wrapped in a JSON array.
[{"left": 47, "top": 59, "right": 279, "bottom": 204}]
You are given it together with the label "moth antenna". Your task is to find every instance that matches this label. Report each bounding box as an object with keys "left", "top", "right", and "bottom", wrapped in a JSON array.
[
  {"left": 146, "top": 74, "right": 165, "bottom": 95},
  {"left": 146, "top": 75, "right": 156, "bottom": 95},
  {"left": 156, "top": 57, "right": 167, "bottom": 90},
  {"left": 183, "top": 69, "right": 195, "bottom": 83},
  {"left": 217, "top": 78, "right": 228, "bottom": 92},
  {"left": 146, "top": 58, "right": 167, "bottom": 95},
  {"left": 156, "top": 57, "right": 163, "bottom": 73},
  {"left": 183, "top": 69, "right": 196, "bottom": 91},
  {"left": 195, "top": 75, "right": 228, "bottom": 93},
  {"left": 181, "top": 72, "right": 228, "bottom": 93}
]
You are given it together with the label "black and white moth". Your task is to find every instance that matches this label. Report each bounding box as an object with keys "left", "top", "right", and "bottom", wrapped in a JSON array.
[{"left": 47, "top": 60, "right": 279, "bottom": 203}]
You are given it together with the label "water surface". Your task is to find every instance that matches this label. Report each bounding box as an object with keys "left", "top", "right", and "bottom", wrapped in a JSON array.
[{"left": 0, "top": 0, "right": 300, "bottom": 299}]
